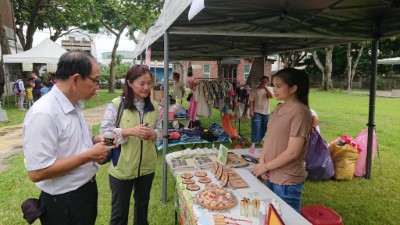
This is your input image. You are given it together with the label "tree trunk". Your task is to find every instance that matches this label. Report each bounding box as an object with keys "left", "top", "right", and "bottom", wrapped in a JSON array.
[
  {"left": 245, "top": 57, "right": 264, "bottom": 87},
  {"left": 312, "top": 46, "right": 334, "bottom": 91},
  {"left": 312, "top": 51, "right": 326, "bottom": 89},
  {"left": 16, "top": 0, "right": 46, "bottom": 50},
  {"left": 351, "top": 42, "right": 365, "bottom": 84},
  {"left": 109, "top": 32, "right": 123, "bottom": 93},
  {"left": 325, "top": 45, "right": 334, "bottom": 90},
  {"left": 0, "top": 14, "right": 12, "bottom": 98},
  {"left": 345, "top": 42, "right": 365, "bottom": 93},
  {"left": 347, "top": 43, "right": 352, "bottom": 93}
]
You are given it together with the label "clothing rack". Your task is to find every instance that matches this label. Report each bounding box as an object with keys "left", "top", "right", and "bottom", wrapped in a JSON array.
[{"left": 187, "top": 78, "right": 252, "bottom": 144}]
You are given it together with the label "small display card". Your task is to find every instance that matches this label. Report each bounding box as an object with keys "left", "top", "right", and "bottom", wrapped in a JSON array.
[{"left": 218, "top": 144, "right": 228, "bottom": 164}]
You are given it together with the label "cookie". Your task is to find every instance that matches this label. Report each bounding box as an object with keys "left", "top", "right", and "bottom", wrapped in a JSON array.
[
  {"left": 180, "top": 172, "right": 193, "bottom": 179},
  {"left": 194, "top": 171, "right": 207, "bottom": 177},
  {"left": 182, "top": 178, "right": 195, "bottom": 184},
  {"left": 186, "top": 184, "right": 200, "bottom": 191},
  {"left": 198, "top": 177, "right": 212, "bottom": 183}
]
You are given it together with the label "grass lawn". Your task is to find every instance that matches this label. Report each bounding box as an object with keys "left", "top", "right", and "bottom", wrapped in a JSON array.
[{"left": 0, "top": 90, "right": 399, "bottom": 224}]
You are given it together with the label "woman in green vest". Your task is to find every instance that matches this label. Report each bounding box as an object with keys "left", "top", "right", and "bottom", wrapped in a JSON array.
[{"left": 100, "top": 65, "right": 161, "bottom": 225}]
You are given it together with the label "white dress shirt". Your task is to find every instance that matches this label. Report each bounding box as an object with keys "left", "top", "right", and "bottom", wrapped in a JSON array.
[{"left": 23, "top": 85, "right": 98, "bottom": 195}]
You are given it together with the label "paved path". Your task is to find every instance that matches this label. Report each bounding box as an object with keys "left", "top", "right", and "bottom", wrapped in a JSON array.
[{"left": 0, "top": 104, "right": 107, "bottom": 173}]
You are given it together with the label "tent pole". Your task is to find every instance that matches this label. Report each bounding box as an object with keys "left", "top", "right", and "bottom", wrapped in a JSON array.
[
  {"left": 161, "top": 30, "right": 169, "bottom": 204},
  {"left": 366, "top": 38, "right": 378, "bottom": 179}
]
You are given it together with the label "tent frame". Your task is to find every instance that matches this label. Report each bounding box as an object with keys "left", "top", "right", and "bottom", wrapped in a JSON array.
[{"left": 133, "top": 0, "right": 400, "bottom": 204}]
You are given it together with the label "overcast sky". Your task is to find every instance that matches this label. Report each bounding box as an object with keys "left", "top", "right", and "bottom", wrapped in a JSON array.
[{"left": 32, "top": 30, "right": 136, "bottom": 59}]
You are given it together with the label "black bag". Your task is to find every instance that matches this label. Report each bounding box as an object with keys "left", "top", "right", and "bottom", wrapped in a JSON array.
[
  {"left": 101, "top": 97, "right": 124, "bottom": 166},
  {"left": 201, "top": 130, "right": 217, "bottom": 142},
  {"left": 21, "top": 198, "right": 43, "bottom": 224},
  {"left": 186, "top": 93, "right": 193, "bottom": 101}
]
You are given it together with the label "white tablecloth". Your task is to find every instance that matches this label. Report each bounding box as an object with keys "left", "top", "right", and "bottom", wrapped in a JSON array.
[{"left": 169, "top": 148, "right": 311, "bottom": 225}]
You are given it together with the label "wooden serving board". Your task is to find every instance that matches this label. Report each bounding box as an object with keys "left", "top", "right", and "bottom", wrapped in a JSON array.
[
  {"left": 228, "top": 178, "right": 249, "bottom": 189},
  {"left": 226, "top": 154, "right": 249, "bottom": 168}
]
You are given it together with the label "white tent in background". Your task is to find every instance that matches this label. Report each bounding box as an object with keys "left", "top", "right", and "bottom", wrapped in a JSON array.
[
  {"left": 377, "top": 57, "right": 400, "bottom": 65},
  {"left": 2, "top": 38, "right": 67, "bottom": 96},
  {"left": 3, "top": 38, "right": 66, "bottom": 64}
]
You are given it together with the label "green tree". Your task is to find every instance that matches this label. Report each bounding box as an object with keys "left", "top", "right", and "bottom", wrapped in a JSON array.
[
  {"left": 13, "top": 0, "right": 98, "bottom": 50},
  {"left": 280, "top": 51, "right": 307, "bottom": 68},
  {"left": 89, "top": 0, "right": 161, "bottom": 92}
]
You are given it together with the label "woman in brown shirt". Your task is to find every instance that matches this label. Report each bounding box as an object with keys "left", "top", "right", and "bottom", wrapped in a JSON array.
[{"left": 252, "top": 68, "right": 312, "bottom": 212}]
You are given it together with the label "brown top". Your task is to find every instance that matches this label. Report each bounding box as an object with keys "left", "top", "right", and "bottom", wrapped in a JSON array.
[{"left": 264, "top": 103, "right": 312, "bottom": 184}]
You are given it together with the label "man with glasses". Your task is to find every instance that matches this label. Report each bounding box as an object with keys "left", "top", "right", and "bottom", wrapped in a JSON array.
[{"left": 23, "top": 50, "right": 110, "bottom": 225}]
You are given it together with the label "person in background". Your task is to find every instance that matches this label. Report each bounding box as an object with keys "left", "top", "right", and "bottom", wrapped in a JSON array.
[
  {"left": 31, "top": 72, "right": 42, "bottom": 102},
  {"left": 16, "top": 76, "right": 26, "bottom": 110},
  {"left": 23, "top": 50, "right": 109, "bottom": 225},
  {"left": 25, "top": 83, "right": 34, "bottom": 108},
  {"left": 47, "top": 72, "right": 56, "bottom": 89},
  {"left": 252, "top": 68, "right": 312, "bottom": 213},
  {"left": 249, "top": 75, "right": 274, "bottom": 148},
  {"left": 100, "top": 65, "right": 162, "bottom": 225},
  {"left": 40, "top": 82, "right": 50, "bottom": 96},
  {"left": 310, "top": 109, "right": 320, "bottom": 133},
  {"left": 172, "top": 72, "right": 185, "bottom": 104}
]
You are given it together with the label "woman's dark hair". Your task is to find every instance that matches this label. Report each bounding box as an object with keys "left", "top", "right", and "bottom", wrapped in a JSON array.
[
  {"left": 123, "top": 65, "right": 154, "bottom": 110},
  {"left": 56, "top": 51, "right": 95, "bottom": 80},
  {"left": 273, "top": 68, "right": 310, "bottom": 107}
]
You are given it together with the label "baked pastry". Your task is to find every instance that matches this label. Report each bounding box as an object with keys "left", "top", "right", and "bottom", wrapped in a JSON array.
[
  {"left": 186, "top": 184, "right": 200, "bottom": 191},
  {"left": 212, "top": 161, "right": 219, "bottom": 174},
  {"left": 195, "top": 187, "right": 237, "bottom": 210},
  {"left": 198, "top": 177, "right": 212, "bottom": 183},
  {"left": 215, "top": 166, "right": 223, "bottom": 180},
  {"left": 194, "top": 171, "right": 207, "bottom": 177},
  {"left": 180, "top": 172, "right": 193, "bottom": 179},
  {"left": 220, "top": 172, "right": 229, "bottom": 187},
  {"left": 182, "top": 178, "right": 195, "bottom": 184}
]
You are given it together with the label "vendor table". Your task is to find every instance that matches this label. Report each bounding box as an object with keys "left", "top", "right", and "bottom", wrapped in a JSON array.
[{"left": 168, "top": 149, "right": 311, "bottom": 225}]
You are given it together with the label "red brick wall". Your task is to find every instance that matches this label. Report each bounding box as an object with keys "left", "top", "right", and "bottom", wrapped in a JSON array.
[{"left": 182, "top": 60, "right": 272, "bottom": 86}]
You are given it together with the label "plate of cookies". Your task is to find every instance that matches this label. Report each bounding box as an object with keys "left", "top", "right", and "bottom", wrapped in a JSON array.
[{"left": 195, "top": 187, "right": 237, "bottom": 210}]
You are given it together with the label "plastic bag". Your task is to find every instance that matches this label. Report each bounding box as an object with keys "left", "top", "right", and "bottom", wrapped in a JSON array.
[
  {"left": 329, "top": 137, "right": 360, "bottom": 180},
  {"left": 221, "top": 114, "right": 239, "bottom": 139},
  {"left": 354, "top": 129, "right": 378, "bottom": 177},
  {"left": 305, "top": 130, "right": 335, "bottom": 180}
]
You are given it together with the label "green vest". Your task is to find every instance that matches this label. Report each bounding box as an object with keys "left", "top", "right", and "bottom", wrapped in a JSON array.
[{"left": 108, "top": 97, "right": 158, "bottom": 180}]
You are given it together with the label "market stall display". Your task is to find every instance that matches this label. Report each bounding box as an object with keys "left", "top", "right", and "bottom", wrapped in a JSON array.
[
  {"left": 168, "top": 148, "right": 311, "bottom": 225},
  {"left": 157, "top": 123, "right": 232, "bottom": 150}
]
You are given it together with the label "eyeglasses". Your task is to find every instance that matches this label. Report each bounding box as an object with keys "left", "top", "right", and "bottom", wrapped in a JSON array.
[{"left": 87, "top": 76, "right": 100, "bottom": 84}]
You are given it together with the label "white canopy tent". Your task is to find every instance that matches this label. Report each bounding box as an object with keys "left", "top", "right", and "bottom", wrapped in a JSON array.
[
  {"left": 377, "top": 57, "right": 400, "bottom": 65},
  {"left": 133, "top": 0, "right": 400, "bottom": 203},
  {"left": 2, "top": 38, "right": 66, "bottom": 96},
  {"left": 3, "top": 38, "right": 67, "bottom": 64}
]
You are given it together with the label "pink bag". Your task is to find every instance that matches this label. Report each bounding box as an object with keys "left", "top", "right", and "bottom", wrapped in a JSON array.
[{"left": 354, "top": 129, "right": 378, "bottom": 177}]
